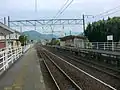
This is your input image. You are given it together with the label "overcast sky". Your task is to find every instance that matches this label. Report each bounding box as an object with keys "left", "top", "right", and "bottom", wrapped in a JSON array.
[{"left": 0, "top": 0, "right": 120, "bottom": 35}]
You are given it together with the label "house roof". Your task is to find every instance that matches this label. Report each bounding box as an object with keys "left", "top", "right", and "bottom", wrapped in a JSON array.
[
  {"left": 59, "top": 35, "right": 87, "bottom": 41},
  {"left": 0, "top": 22, "right": 14, "bottom": 36},
  {"left": 14, "top": 30, "right": 21, "bottom": 34}
]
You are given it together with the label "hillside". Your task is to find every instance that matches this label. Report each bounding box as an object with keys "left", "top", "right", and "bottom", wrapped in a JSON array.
[{"left": 23, "top": 30, "right": 58, "bottom": 40}]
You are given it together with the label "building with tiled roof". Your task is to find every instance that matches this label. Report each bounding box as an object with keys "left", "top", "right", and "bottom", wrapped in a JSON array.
[
  {"left": 0, "top": 22, "right": 21, "bottom": 48},
  {"left": 59, "top": 35, "right": 89, "bottom": 48}
]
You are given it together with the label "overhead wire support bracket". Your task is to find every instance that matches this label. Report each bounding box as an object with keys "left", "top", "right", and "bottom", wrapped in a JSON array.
[{"left": 9, "top": 19, "right": 83, "bottom": 27}]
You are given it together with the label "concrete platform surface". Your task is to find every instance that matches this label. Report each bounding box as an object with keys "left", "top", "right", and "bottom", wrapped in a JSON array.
[{"left": 0, "top": 47, "right": 46, "bottom": 90}]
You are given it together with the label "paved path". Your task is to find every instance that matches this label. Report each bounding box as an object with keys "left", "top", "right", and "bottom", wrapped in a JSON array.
[{"left": 0, "top": 47, "right": 46, "bottom": 90}]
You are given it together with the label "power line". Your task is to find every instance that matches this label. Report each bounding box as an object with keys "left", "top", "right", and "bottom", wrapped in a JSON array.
[
  {"left": 94, "top": 4, "right": 120, "bottom": 18},
  {"left": 45, "top": 0, "right": 71, "bottom": 25},
  {"left": 100, "top": 9, "right": 120, "bottom": 18},
  {"left": 54, "top": 0, "right": 70, "bottom": 18},
  {"left": 45, "top": 0, "right": 74, "bottom": 35},
  {"left": 85, "top": 5, "right": 120, "bottom": 23},
  {"left": 55, "top": 0, "right": 74, "bottom": 19}
]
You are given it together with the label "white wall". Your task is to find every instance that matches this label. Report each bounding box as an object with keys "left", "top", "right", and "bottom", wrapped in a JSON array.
[
  {"left": 74, "top": 38, "right": 85, "bottom": 48},
  {"left": 0, "top": 32, "right": 20, "bottom": 40},
  {"left": 0, "top": 36, "right": 5, "bottom": 40},
  {"left": 7, "top": 33, "right": 20, "bottom": 39},
  {"left": 60, "top": 41, "right": 65, "bottom": 46},
  {"left": 60, "top": 38, "right": 88, "bottom": 48},
  {"left": 65, "top": 39, "right": 74, "bottom": 47}
]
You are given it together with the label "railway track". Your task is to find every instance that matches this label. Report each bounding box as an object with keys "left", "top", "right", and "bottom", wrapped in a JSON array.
[
  {"left": 42, "top": 47, "right": 117, "bottom": 90},
  {"left": 71, "top": 54, "right": 120, "bottom": 77},
  {"left": 45, "top": 47, "right": 120, "bottom": 90},
  {"left": 40, "top": 49, "right": 82, "bottom": 90},
  {"left": 47, "top": 46, "right": 120, "bottom": 79},
  {"left": 59, "top": 51, "right": 120, "bottom": 79}
]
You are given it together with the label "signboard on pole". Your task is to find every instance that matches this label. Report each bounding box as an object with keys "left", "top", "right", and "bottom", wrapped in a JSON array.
[{"left": 107, "top": 35, "right": 113, "bottom": 41}]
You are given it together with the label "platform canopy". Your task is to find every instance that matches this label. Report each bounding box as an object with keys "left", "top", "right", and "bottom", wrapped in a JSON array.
[{"left": 0, "top": 22, "right": 14, "bottom": 36}]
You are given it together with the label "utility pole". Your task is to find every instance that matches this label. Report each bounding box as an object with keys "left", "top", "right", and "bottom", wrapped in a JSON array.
[
  {"left": 8, "top": 16, "right": 10, "bottom": 27},
  {"left": 70, "top": 30, "right": 71, "bottom": 35},
  {"left": 50, "top": 25, "right": 54, "bottom": 39},
  {"left": 35, "top": 0, "right": 37, "bottom": 12},
  {"left": 83, "top": 14, "right": 85, "bottom": 34},
  {"left": 34, "top": 21, "right": 36, "bottom": 30},
  {"left": 52, "top": 30, "right": 53, "bottom": 39},
  {"left": 7, "top": 16, "right": 10, "bottom": 47},
  {"left": 61, "top": 25, "right": 64, "bottom": 37},
  {"left": 4, "top": 17, "right": 6, "bottom": 25},
  {"left": 65, "top": 33, "right": 66, "bottom": 36},
  {"left": 20, "top": 26, "right": 22, "bottom": 34},
  {"left": 82, "top": 14, "right": 94, "bottom": 35}
]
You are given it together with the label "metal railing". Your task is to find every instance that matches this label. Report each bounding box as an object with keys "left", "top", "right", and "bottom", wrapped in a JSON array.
[{"left": 88, "top": 42, "right": 120, "bottom": 51}]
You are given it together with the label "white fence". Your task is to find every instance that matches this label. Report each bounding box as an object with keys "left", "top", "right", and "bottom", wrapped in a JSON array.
[
  {"left": 0, "top": 44, "right": 32, "bottom": 75},
  {"left": 89, "top": 42, "right": 120, "bottom": 51},
  {"left": 23, "top": 44, "right": 31, "bottom": 53}
]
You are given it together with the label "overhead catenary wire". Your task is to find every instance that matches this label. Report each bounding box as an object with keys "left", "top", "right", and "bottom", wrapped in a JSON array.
[
  {"left": 54, "top": 0, "right": 70, "bottom": 19},
  {"left": 44, "top": 0, "right": 74, "bottom": 35},
  {"left": 53, "top": 0, "right": 74, "bottom": 24},
  {"left": 45, "top": 0, "right": 71, "bottom": 28},
  {"left": 94, "top": 4, "right": 120, "bottom": 18},
  {"left": 55, "top": 0, "right": 74, "bottom": 19},
  {"left": 51, "top": 0, "right": 74, "bottom": 36},
  {"left": 98, "top": 9, "right": 120, "bottom": 18},
  {"left": 85, "top": 4, "right": 120, "bottom": 23}
]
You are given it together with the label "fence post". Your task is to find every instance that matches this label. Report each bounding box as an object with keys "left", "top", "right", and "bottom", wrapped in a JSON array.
[
  {"left": 3, "top": 51, "right": 6, "bottom": 71},
  {"left": 97, "top": 42, "right": 99, "bottom": 49},
  {"left": 11, "top": 47, "right": 14, "bottom": 63},
  {"left": 104, "top": 42, "right": 106, "bottom": 50},
  {"left": 20, "top": 47, "right": 22, "bottom": 56},
  {"left": 112, "top": 42, "right": 114, "bottom": 51},
  {"left": 15, "top": 47, "right": 17, "bottom": 60},
  {"left": 5, "top": 48, "right": 8, "bottom": 69}
]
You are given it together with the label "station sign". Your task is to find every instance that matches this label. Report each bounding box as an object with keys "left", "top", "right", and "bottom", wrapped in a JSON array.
[{"left": 107, "top": 35, "right": 113, "bottom": 41}]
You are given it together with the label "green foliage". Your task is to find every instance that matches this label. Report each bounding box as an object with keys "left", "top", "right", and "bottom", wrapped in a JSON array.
[
  {"left": 48, "top": 38, "right": 60, "bottom": 45},
  {"left": 85, "top": 17, "right": 120, "bottom": 42},
  {"left": 19, "top": 35, "right": 28, "bottom": 46}
]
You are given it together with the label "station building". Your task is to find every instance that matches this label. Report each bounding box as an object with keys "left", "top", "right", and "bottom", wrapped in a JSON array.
[
  {"left": 0, "top": 22, "right": 21, "bottom": 48},
  {"left": 59, "top": 35, "right": 91, "bottom": 49}
]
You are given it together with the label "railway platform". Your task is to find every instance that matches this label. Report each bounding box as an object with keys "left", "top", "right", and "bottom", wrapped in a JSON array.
[
  {"left": 54, "top": 46, "right": 120, "bottom": 67},
  {"left": 0, "top": 47, "right": 46, "bottom": 90}
]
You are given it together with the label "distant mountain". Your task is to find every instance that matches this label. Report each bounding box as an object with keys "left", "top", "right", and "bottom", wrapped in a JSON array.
[{"left": 23, "top": 30, "right": 58, "bottom": 40}]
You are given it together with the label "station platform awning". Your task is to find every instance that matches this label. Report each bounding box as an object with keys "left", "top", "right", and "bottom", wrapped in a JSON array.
[{"left": 0, "top": 22, "right": 14, "bottom": 36}]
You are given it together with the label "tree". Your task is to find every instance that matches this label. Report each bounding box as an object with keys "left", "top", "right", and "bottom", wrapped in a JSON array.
[
  {"left": 48, "top": 38, "right": 60, "bottom": 45},
  {"left": 85, "top": 17, "right": 120, "bottom": 42},
  {"left": 19, "top": 35, "right": 28, "bottom": 46}
]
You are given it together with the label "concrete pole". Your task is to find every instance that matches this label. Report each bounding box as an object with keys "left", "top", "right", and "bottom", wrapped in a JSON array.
[
  {"left": 4, "top": 35, "right": 7, "bottom": 48},
  {"left": 8, "top": 16, "right": 10, "bottom": 27},
  {"left": 4, "top": 17, "right": 6, "bottom": 25},
  {"left": 8, "top": 16, "right": 11, "bottom": 47},
  {"left": 83, "top": 14, "right": 85, "bottom": 35},
  {"left": 20, "top": 26, "right": 22, "bottom": 34}
]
